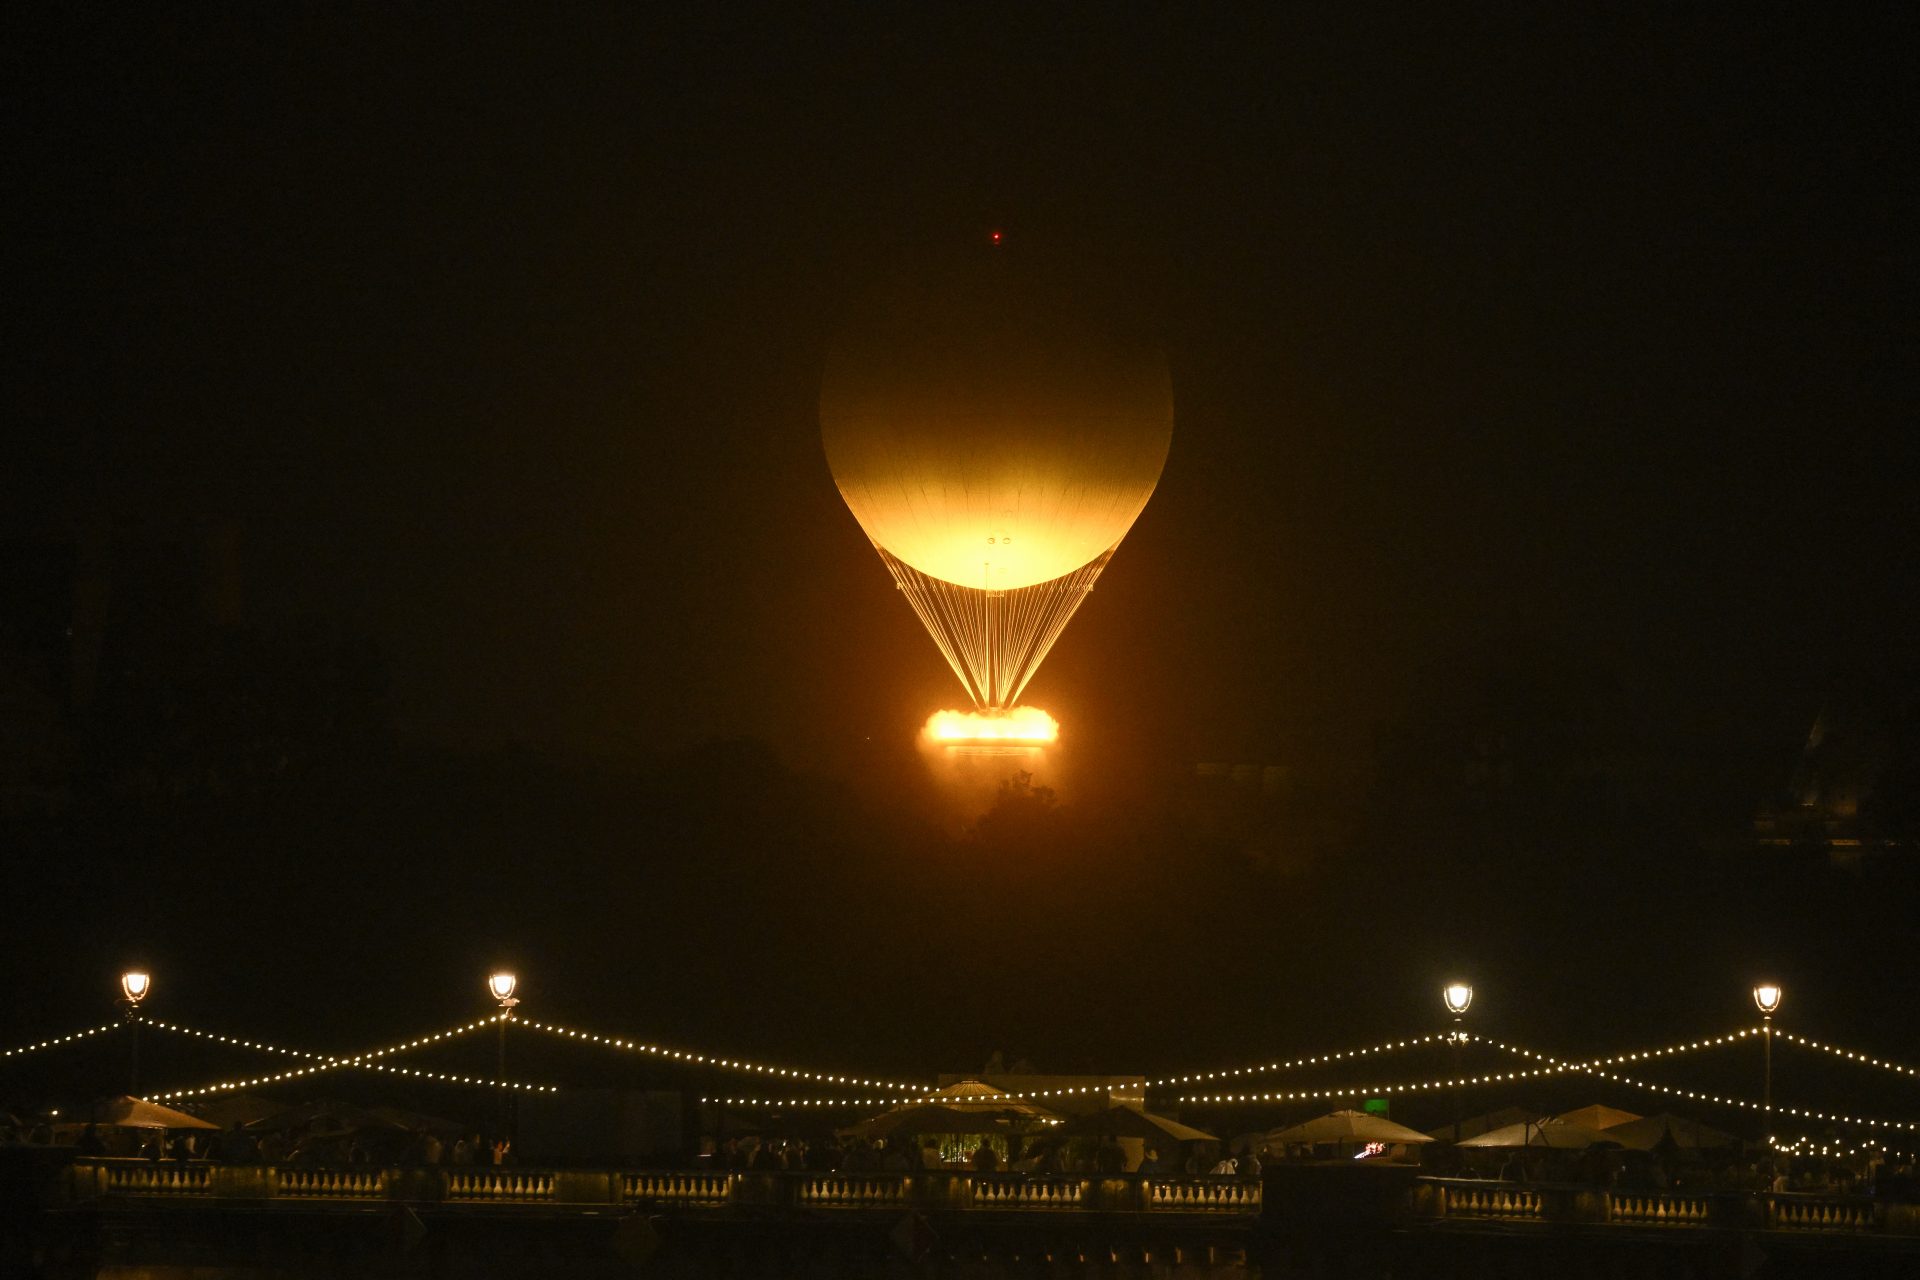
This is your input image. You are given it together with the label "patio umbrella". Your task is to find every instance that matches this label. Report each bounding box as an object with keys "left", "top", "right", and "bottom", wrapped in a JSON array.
[
  {"left": 366, "top": 1105, "right": 465, "bottom": 1137},
  {"left": 85, "top": 1096, "right": 218, "bottom": 1130},
  {"left": 1556, "top": 1104, "right": 1642, "bottom": 1132},
  {"left": 182, "top": 1092, "right": 281, "bottom": 1130},
  {"left": 846, "top": 1104, "right": 1024, "bottom": 1141},
  {"left": 246, "top": 1099, "right": 392, "bottom": 1136},
  {"left": 1050, "top": 1106, "right": 1216, "bottom": 1144},
  {"left": 844, "top": 1080, "right": 1061, "bottom": 1142},
  {"left": 1603, "top": 1112, "right": 1741, "bottom": 1151},
  {"left": 1457, "top": 1117, "right": 1617, "bottom": 1149},
  {"left": 1265, "top": 1110, "right": 1436, "bottom": 1148},
  {"left": 1426, "top": 1106, "right": 1540, "bottom": 1142}
]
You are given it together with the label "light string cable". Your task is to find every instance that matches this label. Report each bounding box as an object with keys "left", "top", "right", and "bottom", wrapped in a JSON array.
[
  {"left": 705, "top": 1032, "right": 1463, "bottom": 1108},
  {"left": 1, "top": 1023, "right": 120, "bottom": 1060},
  {"left": 1480, "top": 1035, "right": 1920, "bottom": 1134},
  {"left": 1772, "top": 1027, "right": 1920, "bottom": 1079},
  {"left": 1772, "top": 1133, "right": 1917, "bottom": 1160},
  {"left": 516, "top": 1015, "right": 932, "bottom": 1093},
  {"left": 138, "top": 1013, "right": 559, "bottom": 1101},
  {"left": 1176, "top": 1028, "right": 1766, "bottom": 1104}
]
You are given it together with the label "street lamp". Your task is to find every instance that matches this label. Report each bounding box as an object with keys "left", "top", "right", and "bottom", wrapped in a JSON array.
[
  {"left": 121, "top": 972, "right": 150, "bottom": 1006},
  {"left": 489, "top": 972, "right": 520, "bottom": 1144},
  {"left": 1443, "top": 982, "right": 1472, "bottom": 1143},
  {"left": 120, "top": 971, "right": 150, "bottom": 1093},
  {"left": 1754, "top": 982, "right": 1781, "bottom": 1147}
]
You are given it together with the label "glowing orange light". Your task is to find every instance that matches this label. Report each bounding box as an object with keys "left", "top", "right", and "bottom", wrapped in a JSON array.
[{"left": 923, "top": 706, "right": 1058, "bottom": 744}]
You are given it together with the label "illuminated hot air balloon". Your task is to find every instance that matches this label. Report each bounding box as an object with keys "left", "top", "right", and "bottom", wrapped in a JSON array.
[{"left": 821, "top": 249, "right": 1172, "bottom": 714}]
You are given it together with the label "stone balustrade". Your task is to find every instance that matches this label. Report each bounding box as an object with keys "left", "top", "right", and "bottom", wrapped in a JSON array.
[
  {"left": 446, "top": 1169, "right": 555, "bottom": 1202},
  {"left": 1150, "top": 1179, "right": 1262, "bottom": 1213},
  {"left": 622, "top": 1170, "right": 731, "bottom": 1206},
  {"left": 44, "top": 1160, "right": 1917, "bottom": 1239},
  {"left": 57, "top": 1159, "right": 1259, "bottom": 1218},
  {"left": 1767, "top": 1191, "right": 1880, "bottom": 1233},
  {"left": 275, "top": 1167, "right": 388, "bottom": 1199},
  {"left": 1440, "top": 1182, "right": 1541, "bottom": 1220},
  {"left": 794, "top": 1173, "right": 912, "bottom": 1208},
  {"left": 98, "top": 1163, "right": 211, "bottom": 1196},
  {"left": 1608, "top": 1191, "right": 1713, "bottom": 1226},
  {"left": 1416, "top": 1177, "right": 1915, "bottom": 1236}
]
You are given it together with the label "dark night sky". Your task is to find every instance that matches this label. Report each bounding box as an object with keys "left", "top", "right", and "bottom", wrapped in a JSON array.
[{"left": 6, "top": 9, "right": 1918, "bottom": 1119}]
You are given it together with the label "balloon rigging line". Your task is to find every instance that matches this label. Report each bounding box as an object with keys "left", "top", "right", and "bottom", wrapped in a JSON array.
[{"left": 882, "top": 546, "right": 1111, "bottom": 709}]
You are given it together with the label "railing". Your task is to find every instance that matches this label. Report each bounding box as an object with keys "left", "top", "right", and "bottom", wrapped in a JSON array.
[
  {"left": 58, "top": 1160, "right": 1259, "bottom": 1218},
  {"left": 970, "top": 1175, "right": 1086, "bottom": 1211},
  {"left": 624, "top": 1171, "right": 732, "bottom": 1206},
  {"left": 49, "top": 1162, "right": 1915, "bottom": 1237},
  {"left": 795, "top": 1173, "right": 912, "bottom": 1208},
  {"left": 446, "top": 1170, "right": 555, "bottom": 1202},
  {"left": 1441, "top": 1182, "right": 1541, "bottom": 1221},
  {"left": 1608, "top": 1191, "right": 1712, "bottom": 1226},
  {"left": 1150, "top": 1180, "right": 1262, "bottom": 1213},
  {"left": 275, "top": 1167, "right": 388, "bottom": 1199},
  {"left": 1416, "top": 1177, "right": 1916, "bottom": 1236},
  {"left": 1768, "top": 1192, "right": 1878, "bottom": 1234},
  {"left": 99, "top": 1163, "right": 211, "bottom": 1196}
]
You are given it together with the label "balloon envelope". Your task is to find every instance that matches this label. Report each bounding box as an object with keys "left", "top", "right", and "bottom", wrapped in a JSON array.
[{"left": 821, "top": 260, "right": 1172, "bottom": 592}]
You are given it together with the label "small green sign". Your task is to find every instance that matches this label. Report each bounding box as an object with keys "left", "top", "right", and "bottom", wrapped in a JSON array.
[{"left": 1362, "top": 1098, "right": 1389, "bottom": 1116}]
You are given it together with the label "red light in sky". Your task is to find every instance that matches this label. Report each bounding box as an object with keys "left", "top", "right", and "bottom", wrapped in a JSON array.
[{"left": 990, "top": 230, "right": 1002, "bottom": 245}]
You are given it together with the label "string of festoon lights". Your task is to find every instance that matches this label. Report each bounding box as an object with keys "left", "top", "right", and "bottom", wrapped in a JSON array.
[
  {"left": 1, "top": 1024, "right": 119, "bottom": 1060},
  {"left": 1173, "top": 1026, "right": 1920, "bottom": 1135},
  {"left": 515, "top": 1017, "right": 931, "bottom": 1094},
  {"left": 695, "top": 1033, "right": 1459, "bottom": 1109},
  {"left": 140, "top": 1014, "right": 559, "bottom": 1101},
  {"left": 1772, "top": 1134, "right": 1916, "bottom": 1161},
  {"left": 1481, "top": 1037, "right": 1920, "bottom": 1134},
  {"left": 1137, "top": 1033, "right": 1451, "bottom": 1095},
  {"left": 1164, "top": 1027, "right": 1746, "bottom": 1103},
  {"left": 1772, "top": 1028, "right": 1920, "bottom": 1079}
]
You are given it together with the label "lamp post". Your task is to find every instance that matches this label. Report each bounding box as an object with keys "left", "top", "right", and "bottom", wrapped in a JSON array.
[
  {"left": 1443, "top": 982, "right": 1473, "bottom": 1143},
  {"left": 1754, "top": 982, "right": 1782, "bottom": 1147},
  {"left": 489, "top": 973, "right": 519, "bottom": 1142},
  {"left": 120, "top": 971, "right": 150, "bottom": 1094}
]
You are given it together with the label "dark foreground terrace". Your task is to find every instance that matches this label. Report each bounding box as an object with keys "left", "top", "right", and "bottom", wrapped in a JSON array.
[{"left": 6, "top": 1152, "right": 1918, "bottom": 1277}]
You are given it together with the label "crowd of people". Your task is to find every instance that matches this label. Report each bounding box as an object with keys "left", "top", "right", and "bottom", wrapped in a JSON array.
[
  {"left": 3, "top": 1118, "right": 523, "bottom": 1169},
  {"left": 1424, "top": 1140, "right": 1920, "bottom": 1202},
  {"left": 698, "top": 1133, "right": 1261, "bottom": 1179},
  {"left": 7, "top": 1112, "right": 1913, "bottom": 1203}
]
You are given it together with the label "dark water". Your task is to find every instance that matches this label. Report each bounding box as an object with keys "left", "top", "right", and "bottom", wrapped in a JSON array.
[{"left": 32, "top": 1221, "right": 1920, "bottom": 1280}]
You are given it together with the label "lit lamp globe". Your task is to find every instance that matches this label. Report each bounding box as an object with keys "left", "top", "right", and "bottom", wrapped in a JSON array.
[
  {"left": 120, "top": 972, "right": 151, "bottom": 1006},
  {"left": 488, "top": 972, "right": 519, "bottom": 1007},
  {"left": 1753, "top": 983, "right": 1782, "bottom": 1016},
  {"left": 1443, "top": 983, "right": 1473, "bottom": 1016}
]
